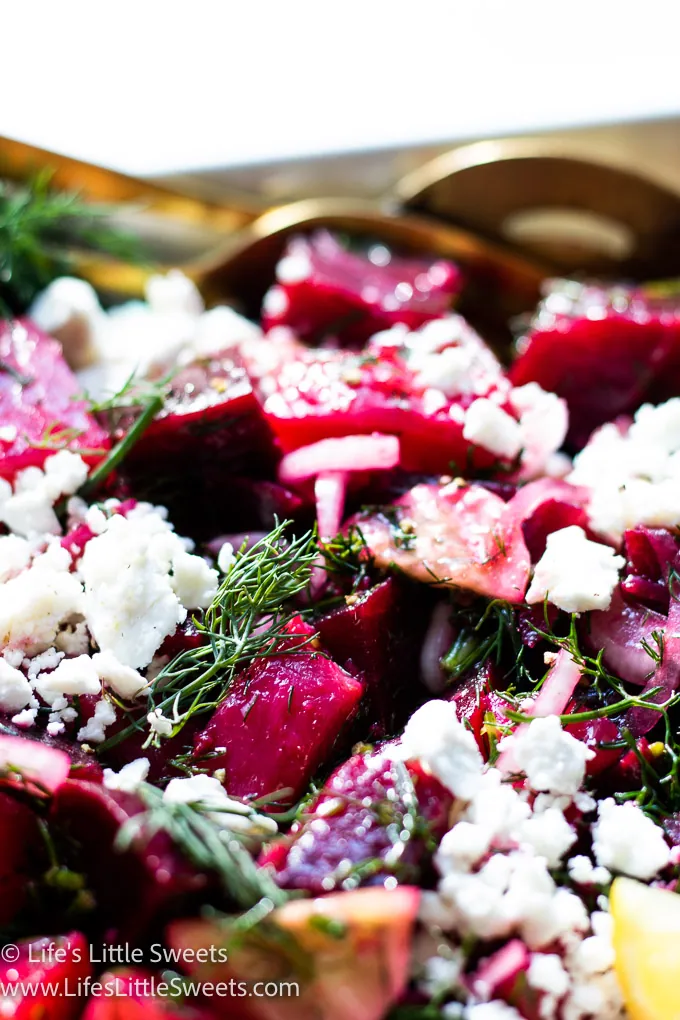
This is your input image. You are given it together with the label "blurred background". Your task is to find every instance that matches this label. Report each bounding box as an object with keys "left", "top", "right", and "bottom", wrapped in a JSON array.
[{"left": 3, "top": 0, "right": 680, "bottom": 207}]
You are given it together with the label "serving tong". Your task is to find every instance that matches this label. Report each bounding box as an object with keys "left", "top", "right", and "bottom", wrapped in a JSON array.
[{"left": 3, "top": 132, "right": 680, "bottom": 330}]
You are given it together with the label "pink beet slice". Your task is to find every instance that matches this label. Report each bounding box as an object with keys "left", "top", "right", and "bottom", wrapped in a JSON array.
[
  {"left": 509, "top": 280, "right": 680, "bottom": 448},
  {"left": 50, "top": 780, "right": 207, "bottom": 942},
  {"left": 259, "top": 746, "right": 452, "bottom": 893},
  {"left": 262, "top": 231, "right": 461, "bottom": 346},
  {"left": 192, "top": 641, "right": 363, "bottom": 804},
  {"left": 358, "top": 482, "right": 531, "bottom": 603},
  {"left": 0, "top": 790, "right": 46, "bottom": 926},
  {"left": 0, "top": 931, "right": 91, "bottom": 1020},
  {"left": 168, "top": 885, "right": 420, "bottom": 1020},
  {"left": 506, "top": 478, "right": 591, "bottom": 561},
  {"left": 0, "top": 319, "right": 109, "bottom": 479},
  {"left": 0, "top": 734, "right": 72, "bottom": 794}
]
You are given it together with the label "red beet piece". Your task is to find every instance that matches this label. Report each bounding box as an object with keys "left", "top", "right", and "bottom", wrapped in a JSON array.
[
  {"left": 468, "top": 940, "right": 539, "bottom": 1019},
  {"left": 621, "top": 526, "right": 679, "bottom": 612},
  {"left": 192, "top": 632, "right": 363, "bottom": 804},
  {"left": 50, "top": 780, "right": 207, "bottom": 942},
  {"left": 0, "top": 931, "right": 91, "bottom": 1020},
  {"left": 126, "top": 350, "right": 273, "bottom": 467},
  {"left": 565, "top": 717, "right": 621, "bottom": 776},
  {"left": 447, "top": 663, "right": 510, "bottom": 759},
  {"left": 0, "top": 791, "right": 46, "bottom": 926},
  {"left": 316, "top": 577, "right": 432, "bottom": 734},
  {"left": 262, "top": 231, "right": 461, "bottom": 346},
  {"left": 259, "top": 746, "right": 452, "bottom": 893},
  {"left": 506, "top": 478, "right": 591, "bottom": 561},
  {"left": 249, "top": 318, "right": 511, "bottom": 475},
  {"left": 0, "top": 319, "right": 109, "bottom": 480},
  {"left": 118, "top": 349, "right": 277, "bottom": 539},
  {"left": 510, "top": 280, "right": 680, "bottom": 448}
]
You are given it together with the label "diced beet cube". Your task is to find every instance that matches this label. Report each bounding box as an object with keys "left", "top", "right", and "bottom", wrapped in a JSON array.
[
  {"left": 565, "top": 717, "right": 621, "bottom": 776},
  {"left": 506, "top": 478, "right": 591, "bottom": 562},
  {"left": 192, "top": 645, "right": 363, "bottom": 804},
  {"left": 259, "top": 746, "right": 452, "bottom": 893},
  {"left": 447, "top": 663, "right": 510, "bottom": 759},
  {"left": 316, "top": 577, "right": 431, "bottom": 734},
  {"left": 117, "top": 349, "right": 277, "bottom": 539},
  {"left": 0, "top": 931, "right": 91, "bottom": 1020},
  {"left": 509, "top": 280, "right": 680, "bottom": 448},
  {"left": 0, "top": 319, "right": 109, "bottom": 480},
  {"left": 0, "top": 791, "right": 46, "bottom": 926},
  {"left": 50, "top": 780, "right": 207, "bottom": 942},
  {"left": 122, "top": 350, "right": 274, "bottom": 469},
  {"left": 262, "top": 231, "right": 461, "bottom": 346}
]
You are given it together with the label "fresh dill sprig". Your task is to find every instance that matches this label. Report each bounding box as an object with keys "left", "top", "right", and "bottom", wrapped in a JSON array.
[
  {"left": 441, "top": 598, "right": 528, "bottom": 686},
  {"left": 318, "top": 524, "right": 372, "bottom": 591},
  {"left": 102, "top": 521, "right": 320, "bottom": 751},
  {"left": 0, "top": 170, "right": 145, "bottom": 315},
  {"left": 76, "top": 392, "right": 164, "bottom": 500},
  {"left": 115, "top": 782, "right": 290, "bottom": 910}
]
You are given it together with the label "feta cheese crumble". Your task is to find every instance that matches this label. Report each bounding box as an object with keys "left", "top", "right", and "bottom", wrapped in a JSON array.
[
  {"left": 525, "top": 526, "right": 624, "bottom": 614},
  {"left": 569, "top": 397, "right": 680, "bottom": 539},
  {"left": 398, "top": 699, "right": 484, "bottom": 800},
  {"left": 463, "top": 399, "right": 522, "bottom": 461},
  {"left": 103, "top": 757, "right": 151, "bottom": 793},
  {"left": 592, "top": 798, "right": 671, "bottom": 879},
  {"left": 502, "top": 716, "right": 594, "bottom": 797}
]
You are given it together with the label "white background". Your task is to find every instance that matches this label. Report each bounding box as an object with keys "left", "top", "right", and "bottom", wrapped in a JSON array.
[{"left": 2, "top": 0, "right": 680, "bottom": 176}]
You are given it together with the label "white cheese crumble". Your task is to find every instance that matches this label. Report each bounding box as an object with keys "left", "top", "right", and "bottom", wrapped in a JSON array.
[
  {"left": 398, "top": 699, "right": 484, "bottom": 800},
  {"left": 80, "top": 513, "right": 188, "bottom": 669},
  {"left": 502, "top": 716, "right": 594, "bottom": 797},
  {"left": 103, "top": 757, "right": 151, "bottom": 793},
  {"left": 462, "top": 399, "right": 522, "bottom": 461},
  {"left": 92, "top": 650, "right": 146, "bottom": 700},
  {"left": 35, "top": 654, "right": 101, "bottom": 705},
  {"left": 147, "top": 708, "right": 173, "bottom": 738},
  {"left": 568, "top": 397, "right": 680, "bottom": 540},
  {"left": 217, "top": 541, "right": 235, "bottom": 574},
  {"left": 0, "top": 535, "right": 31, "bottom": 583},
  {"left": 0, "top": 452, "right": 88, "bottom": 538},
  {"left": 0, "top": 562, "right": 85, "bottom": 656},
  {"left": 0, "top": 659, "right": 33, "bottom": 713},
  {"left": 76, "top": 698, "right": 117, "bottom": 743},
  {"left": 525, "top": 526, "right": 624, "bottom": 614},
  {"left": 567, "top": 855, "right": 612, "bottom": 888},
  {"left": 527, "top": 952, "right": 570, "bottom": 1014},
  {"left": 592, "top": 798, "right": 671, "bottom": 879}
]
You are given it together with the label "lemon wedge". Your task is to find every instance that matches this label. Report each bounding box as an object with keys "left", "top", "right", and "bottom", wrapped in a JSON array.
[{"left": 611, "top": 876, "right": 680, "bottom": 1020}]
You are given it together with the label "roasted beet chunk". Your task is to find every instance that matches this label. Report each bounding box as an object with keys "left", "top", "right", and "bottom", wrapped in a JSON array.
[
  {"left": 50, "top": 780, "right": 207, "bottom": 942},
  {"left": 192, "top": 629, "right": 363, "bottom": 804},
  {"left": 316, "top": 577, "right": 432, "bottom": 734},
  {"left": 0, "top": 931, "right": 91, "bottom": 1020},
  {"left": 118, "top": 348, "right": 277, "bottom": 538},
  {"left": 0, "top": 791, "right": 46, "bottom": 927},
  {"left": 262, "top": 231, "right": 461, "bottom": 346},
  {"left": 510, "top": 279, "right": 680, "bottom": 448},
  {"left": 0, "top": 318, "right": 109, "bottom": 479},
  {"left": 259, "top": 746, "right": 452, "bottom": 893}
]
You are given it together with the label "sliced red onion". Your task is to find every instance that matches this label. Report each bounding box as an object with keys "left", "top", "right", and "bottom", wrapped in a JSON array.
[
  {"left": 278, "top": 433, "right": 400, "bottom": 483},
  {"left": 420, "top": 601, "right": 455, "bottom": 693},
  {"left": 314, "top": 472, "right": 349, "bottom": 541},
  {"left": 628, "top": 579, "right": 680, "bottom": 736},
  {"left": 497, "top": 649, "right": 581, "bottom": 773}
]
